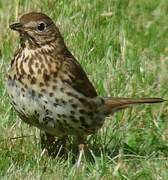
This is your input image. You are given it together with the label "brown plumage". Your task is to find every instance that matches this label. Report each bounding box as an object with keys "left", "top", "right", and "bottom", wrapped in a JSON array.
[
  {"left": 104, "top": 97, "right": 164, "bottom": 114},
  {"left": 6, "top": 12, "right": 164, "bottom": 157}
]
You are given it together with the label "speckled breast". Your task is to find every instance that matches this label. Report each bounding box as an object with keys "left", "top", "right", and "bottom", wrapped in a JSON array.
[
  {"left": 6, "top": 47, "right": 106, "bottom": 137},
  {"left": 6, "top": 76, "right": 105, "bottom": 137}
]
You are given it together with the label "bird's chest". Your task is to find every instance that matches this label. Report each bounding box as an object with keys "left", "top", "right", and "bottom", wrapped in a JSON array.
[
  {"left": 6, "top": 77, "right": 43, "bottom": 122},
  {"left": 6, "top": 48, "right": 105, "bottom": 136},
  {"left": 6, "top": 47, "right": 60, "bottom": 118},
  {"left": 6, "top": 77, "right": 104, "bottom": 136}
]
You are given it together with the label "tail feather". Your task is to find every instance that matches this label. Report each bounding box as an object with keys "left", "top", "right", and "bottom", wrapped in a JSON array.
[{"left": 104, "top": 97, "right": 165, "bottom": 114}]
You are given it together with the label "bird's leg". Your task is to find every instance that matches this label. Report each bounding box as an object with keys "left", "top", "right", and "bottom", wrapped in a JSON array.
[
  {"left": 40, "top": 131, "right": 67, "bottom": 157},
  {"left": 75, "top": 136, "right": 87, "bottom": 167},
  {"left": 40, "top": 131, "right": 56, "bottom": 157}
]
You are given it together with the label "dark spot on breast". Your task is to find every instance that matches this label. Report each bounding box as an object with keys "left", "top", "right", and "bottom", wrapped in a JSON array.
[
  {"left": 53, "top": 79, "right": 57, "bottom": 83},
  {"left": 24, "top": 57, "right": 28, "bottom": 63},
  {"left": 79, "top": 116, "right": 89, "bottom": 128},
  {"left": 61, "top": 99, "right": 66, "bottom": 105},
  {"left": 69, "top": 115, "right": 75, "bottom": 119},
  {"left": 55, "top": 118, "right": 60, "bottom": 122},
  {"left": 39, "top": 82, "right": 44, "bottom": 87},
  {"left": 57, "top": 114, "right": 61, "bottom": 118},
  {"left": 63, "top": 119, "right": 67, "bottom": 124},
  {"left": 38, "top": 93, "right": 43, "bottom": 98},
  {"left": 87, "top": 112, "right": 94, "bottom": 117},
  {"left": 70, "top": 116, "right": 78, "bottom": 123},
  {"left": 56, "top": 120, "right": 63, "bottom": 127},
  {"left": 35, "top": 62, "right": 39, "bottom": 68},
  {"left": 63, "top": 119, "right": 69, "bottom": 127},
  {"left": 45, "top": 109, "right": 50, "bottom": 115},
  {"left": 8, "top": 75, "right": 12, "bottom": 80},
  {"left": 55, "top": 98, "right": 59, "bottom": 102},
  {"left": 63, "top": 120, "right": 71, "bottom": 128},
  {"left": 70, "top": 110, "right": 75, "bottom": 115},
  {"left": 43, "top": 73, "right": 50, "bottom": 83},
  {"left": 53, "top": 72, "right": 58, "bottom": 77},
  {"left": 52, "top": 85, "right": 57, "bottom": 90},
  {"left": 69, "top": 99, "right": 74, "bottom": 103},
  {"left": 79, "top": 116, "right": 85, "bottom": 122},
  {"left": 41, "top": 89, "right": 46, "bottom": 93},
  {"left": 12, "top": 101, "right": 16, "bottom": 105},
  {"left": 38, "top": 69, "right": 42, "bottom": 74},
  {"left": 31, "top": 89, "right": 36, "bottom": 97},
  {"left": 60, "top": 87, "right": 64, "bottom": 92},
  {"left": 79, "top": 109, "right": 85, "bottom": 114},
  {"left": 14, "top": 74, "right": 17, "bottom": 80},
  {"left": 28, "top": 74, "right": 31, "bottom": 79},
  {"left": 72, "top": 104, "right": 77, "bottom": 109},
  {"left": 47, "top": 62, "right": 52, "bottom": 69},
  {"left": 17, "top": 76, "right": 23, "bottom": 83},
  {"left": 31, "top": 77, "right": 36, "bottom": 84},
  {"left": 24, "top": 84, "right": 28, "bottom": 88},
  {"left": 53, "top": 102, "right": 58, "bottom": 107},
  {"left": 49, "top": 92, "right": 54, "bottom": 97},
  {"left": 41, "top": 63, "right": 45, "bottom": 68},
  {"left": 21, "top": 88, "right": 25, "bottom": 92},
  {"left": 66, "top": 92, "right": 79, "bottom": 99},
  {"left": 29, "top": 66, "right": 34, "bottom": 74},
  {"left": 78, "top": 98, "right": 87, "bottom": 103},
  {"left": 62, "top": 114, "right": 67, "bottom": 118}
]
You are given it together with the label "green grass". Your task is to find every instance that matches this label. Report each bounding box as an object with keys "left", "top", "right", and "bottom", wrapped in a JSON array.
[{"left": 0, "top": 0, "right": 168, "bottom": 179}]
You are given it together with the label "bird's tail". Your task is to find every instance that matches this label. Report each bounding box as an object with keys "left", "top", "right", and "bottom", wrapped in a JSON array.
[{"left": 104, "top": 97, "right": 165, "bottom": 115}]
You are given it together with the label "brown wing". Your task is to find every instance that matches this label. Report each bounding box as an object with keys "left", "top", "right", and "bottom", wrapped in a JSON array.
[{"left": 61, "top": 54, "right": 97, "bottom": 98}]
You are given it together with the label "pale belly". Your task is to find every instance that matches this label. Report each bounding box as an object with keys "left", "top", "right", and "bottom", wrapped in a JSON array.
[{"left": 6, "top": 78, "right": 105, "bottom": 136}]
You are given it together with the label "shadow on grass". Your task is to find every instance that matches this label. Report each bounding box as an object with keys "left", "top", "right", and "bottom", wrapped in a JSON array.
[{"left": 42, "top": 133, "right": 168, "bottom": 164}]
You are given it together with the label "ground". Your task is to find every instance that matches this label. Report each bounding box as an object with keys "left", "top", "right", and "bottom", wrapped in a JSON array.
[{"left": 0, "top": 0, "right": 168, "bottom": 179}]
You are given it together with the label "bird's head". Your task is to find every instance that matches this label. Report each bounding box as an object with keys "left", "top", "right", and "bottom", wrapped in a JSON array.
[{"left": 10, "top": 12, "right": 60, "bottom": 47}]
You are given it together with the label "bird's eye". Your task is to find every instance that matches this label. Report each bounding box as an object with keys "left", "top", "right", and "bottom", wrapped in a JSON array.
[{"left": 37, "top": 22, "right": 46, "bottom": 31}]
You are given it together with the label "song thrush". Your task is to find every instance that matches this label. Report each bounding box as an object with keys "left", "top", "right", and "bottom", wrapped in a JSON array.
[{"left": 6, "top": 12, "right": 164, "bottom": 158}]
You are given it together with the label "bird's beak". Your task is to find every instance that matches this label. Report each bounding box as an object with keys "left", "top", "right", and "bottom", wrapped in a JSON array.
[{"left": 9, "top": 22, "right": 23, "bottom": 31}]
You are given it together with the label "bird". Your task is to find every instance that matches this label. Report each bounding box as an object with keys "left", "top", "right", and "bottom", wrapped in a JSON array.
[{"left": 6, "top": 12, "right": 164, "bottom": 160}]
